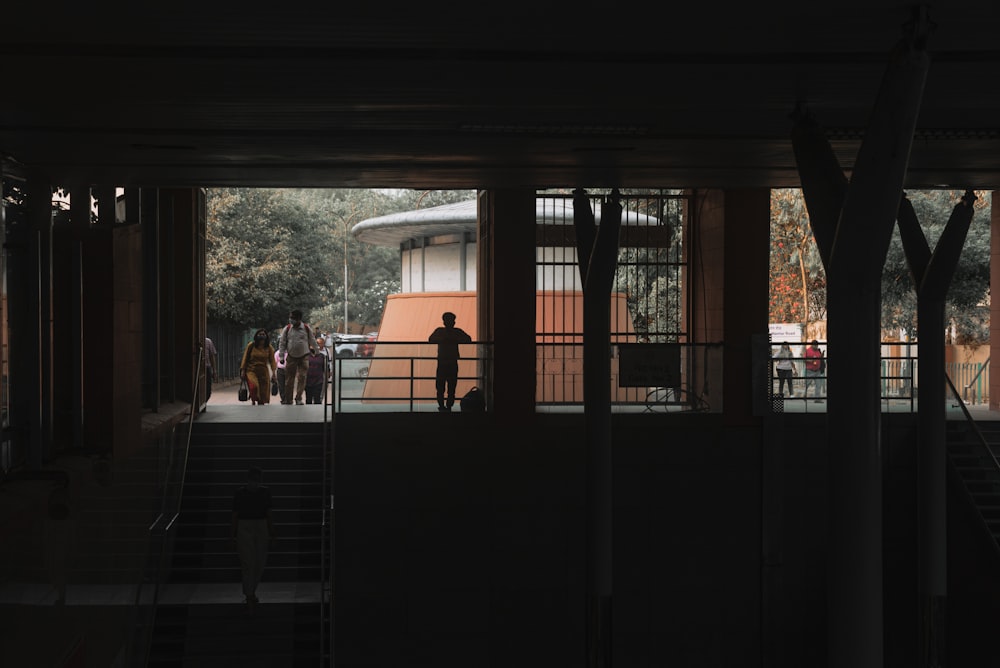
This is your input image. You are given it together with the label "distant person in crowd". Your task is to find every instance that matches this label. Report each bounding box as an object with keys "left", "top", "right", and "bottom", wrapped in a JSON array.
[
  {"left": 278, "top": 309, "right": 317, "bottom": 405},
  {"left": 205, "top": 336, "right": 218, "bottom": 402},
  {"left": 803, "top": 340, "right": 825, "bottom": 402},
  {"left": 305, "top": 344, "right": 328, "bottom": 404},
  {"left": 428, "top": 311, "right": 472, "bottom": 412},
  {"left": 240, "top": 329, "right": 278, "bottom": 406},
  {"left": 274, "top": 347, "right": 286, "bottom": 403},
  {"left": 231, "top": 467, "right": 274, "bottom": 613},
  {"left": 774, "top": 342, "right": 796, "bottom": 397}
]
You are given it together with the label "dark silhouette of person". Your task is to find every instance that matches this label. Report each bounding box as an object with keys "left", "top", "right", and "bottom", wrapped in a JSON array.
[
  {"left": 231, "top": 467, "right": 274, "bottom": 612},
  {"left": 428, "top": 311, "right": 472, "bottom": 411}
]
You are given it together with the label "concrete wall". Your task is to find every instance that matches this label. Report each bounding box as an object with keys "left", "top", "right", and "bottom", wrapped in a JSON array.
[
  {"left": 401, "top": 241, "right": 478, "bottom": 293},
  {"left": 334, "top": 412, "right": 847, "bottom": 666}
]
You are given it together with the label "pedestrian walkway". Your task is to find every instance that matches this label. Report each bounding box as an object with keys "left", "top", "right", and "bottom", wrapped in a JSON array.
[{"left": 203, "top": 380, "right": 329, "bottom": 424}]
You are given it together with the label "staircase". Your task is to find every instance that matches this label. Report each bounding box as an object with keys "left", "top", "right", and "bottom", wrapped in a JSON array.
[
  {"left": 946, "top": 420, "right": 1000, "bottom": 557},
  {"left": 147, "top": 419, "right": 326, "bottom": 667}
]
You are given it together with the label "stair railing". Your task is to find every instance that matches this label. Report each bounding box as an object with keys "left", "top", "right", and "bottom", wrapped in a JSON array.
[
  {"left": 126, "top": 344, "right": 204, "bottom": 667},
  {"left": 945, "top": 373, "right": 1000, "bottom": 559},
  {"left": 320, "top": 362, "right": 335, "bottom": 666},
  {"left": 946, "top": 374, "right": 1000, "bottom": 474}
]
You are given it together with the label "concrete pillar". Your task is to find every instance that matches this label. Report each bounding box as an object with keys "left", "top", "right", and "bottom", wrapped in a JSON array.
[
  {"left": 479, "top": 189, "right": 536, "bottom": 417},
  {"left": 141, "top": 188, "right": 161, "bottom": 410},
  {"left": 82, "top": 188, "right": 115, "bottom": 453},
  {"left": 160, "top": 189, "right": 206, "bottom": 405},
  {"left": 723, "top": 189, "right": 771, "bottom": 425},
  {"left": 991, "top": 193, "right": 1000, "bottom": 411},
  {"left": 11, "top": 178, "right": 53, "bottom": 466}
]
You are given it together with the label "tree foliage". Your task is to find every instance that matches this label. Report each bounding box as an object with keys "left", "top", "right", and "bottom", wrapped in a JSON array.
[
  {"left": 769, "top": 188, "right": 992, "bottom": 343},
  {"left": 770, "top": 189, "right": 826, "bottom": 326},
  {"left": 613, "top": 194, "right": 686, "bottom": 340},
  {"left": 207, "top": 188, "right": 473, "bottom": 333},
  {"left": 882, "top": 189, "right": 992, "bottom": 343}
]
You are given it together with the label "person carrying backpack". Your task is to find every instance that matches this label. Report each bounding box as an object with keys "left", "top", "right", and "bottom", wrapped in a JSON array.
[
  {"left": 278, "top": 309, "right": 316, "bottom": 405},
  {"left": 803, "top": 340, "right": 825, "bottom": 402}
]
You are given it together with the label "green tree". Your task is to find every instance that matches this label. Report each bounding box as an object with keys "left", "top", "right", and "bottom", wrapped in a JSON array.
[
  {"left": 613, "top": 194, "right": 686, "bottom": 340},
  {"left": 770, "top": 189, "right": 826, "bottom": 327},
  {"left": 882, "top": 189, "right": 992, "bottom": 343},
  {"left": 208, "top": 188, "right": 474, "bottom": 333},
  {"left": 769, "top": 188, "right": 991, "bottom": 344},
  {"left": 207, "top": 188, "right": 341, "bottom": 328}
]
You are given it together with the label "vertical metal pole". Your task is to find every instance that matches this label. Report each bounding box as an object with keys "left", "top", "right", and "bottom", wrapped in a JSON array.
[
  {"left": 576, "top": 190, "right": 621, "bottom": 668},
  {"left": 69, "top": 187, "right": 89, "bottom": 448},
  {"left": 343, "top": 230, "right": 349, "bottom": 333}
]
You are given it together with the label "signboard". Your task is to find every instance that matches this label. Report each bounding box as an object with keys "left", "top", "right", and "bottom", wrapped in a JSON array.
[
  {"left": 618, "top": 343, "right": 681, "bottom": 387},
  {"left": 768, "top": 323, "right": 802, "bottom": 343}
]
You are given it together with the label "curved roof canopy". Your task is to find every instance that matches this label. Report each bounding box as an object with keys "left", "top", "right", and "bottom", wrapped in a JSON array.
[{"left": 352, "top": 198, "right": 660, "bottom": 246}]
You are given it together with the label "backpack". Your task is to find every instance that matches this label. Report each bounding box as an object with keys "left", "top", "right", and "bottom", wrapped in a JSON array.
[
  {"left": 460, "top": 386, "right": 485, "bottom": 412},
  {"left": 818, "top": 355, "right": 826, "bottom": 373}
]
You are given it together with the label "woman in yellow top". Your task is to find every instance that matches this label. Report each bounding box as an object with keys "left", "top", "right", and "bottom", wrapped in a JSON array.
[{"left": 240, "top": 328, "right": 278, "bottom": 405}]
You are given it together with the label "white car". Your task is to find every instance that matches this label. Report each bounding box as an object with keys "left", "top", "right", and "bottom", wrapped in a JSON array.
[{"left": 332, "top": 334, "right": 366, "bottom": 358}]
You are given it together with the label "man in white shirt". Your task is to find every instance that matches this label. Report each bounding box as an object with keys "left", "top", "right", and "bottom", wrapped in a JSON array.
[{"left": 278, "top": 309, "right": 316, "bottom": 405}]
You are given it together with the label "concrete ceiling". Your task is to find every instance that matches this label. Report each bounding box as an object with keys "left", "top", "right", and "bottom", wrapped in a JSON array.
[{"left": 2, "top": 3, "right": 999, "bottom": 191}]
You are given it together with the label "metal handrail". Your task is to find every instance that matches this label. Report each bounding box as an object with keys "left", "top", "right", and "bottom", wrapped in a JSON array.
[
  {"left": 128, "top": 345, "right": 204, "bottom": 667},
  {"left": 945, "top": 373, "right": 1000, "bottom": 476},
  {"left": 333, "top": 342, "right": 489, "bottom": 412},
  {"left": 944, "top": 373, "right": 1000, "bottom": 561},
  {"left": 320, "top": 367, "right": 334, "bottom": 666}
]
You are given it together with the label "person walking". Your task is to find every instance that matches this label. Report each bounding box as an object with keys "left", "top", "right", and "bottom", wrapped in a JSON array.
[
  {"left": 774, "top": 342, "right": 796, "bottom": 397},
  {"left": 305, "top": 343, "right": 328, "bottom": 405},
  {"left": 274, "top": 347, "right": 286, "bottom": 403},
  {"left": 803, "top": 340, "right": 825, "bottom": 401},
  {"left": 428, "top": 311, "right": 472, "bottom": 412},
  {"left": 278, "top": 310, "right": 317, "bottom": 405},
  {"left": 239, "top": 329, "right": 278, "bottom": 406},
  {"left": 205, "top": 336, "right": 218, "bottom": 402},
  {"left": 231, "top": 467, "right": 274, "bottom": 613}
]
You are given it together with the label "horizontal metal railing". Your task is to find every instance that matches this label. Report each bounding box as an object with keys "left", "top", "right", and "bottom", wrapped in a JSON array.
[
  {"left": 329, "top": 339, "right": 990, "bottom": 414},
  {"left": 332, "top": 341, "right": 489, "bottom": 412},
  {"left": 766, "top": 341, "right": 990, "bottom": 413},
  {"left": 332, "top": 340, "right": 725, "bottom": 413}
]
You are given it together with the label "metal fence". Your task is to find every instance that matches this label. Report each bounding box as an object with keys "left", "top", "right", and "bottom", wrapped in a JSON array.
[
  {"left": 766, "top": 342, "right": 990, "bottom": 413},
  {"left": 207, "top": 324, "right": 251, "bottom": 382},
  {"left": 947, "top": 359, "right": 990, "bottom": 404},
  {"left": 332, "top": 340, "right": 725, "bottom": 413}
]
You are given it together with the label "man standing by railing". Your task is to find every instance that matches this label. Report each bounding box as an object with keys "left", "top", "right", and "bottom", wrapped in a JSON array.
[{"left": 429, "top": 311, "right": 471, "bottom": 412}]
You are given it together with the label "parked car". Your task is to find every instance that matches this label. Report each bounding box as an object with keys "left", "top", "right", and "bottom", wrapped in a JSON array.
[
  {"left": 357, "top": 331, "right": 378, "bottom": 358},
  {"left": 333, "top": 334, "right": 366, "bottom": 358}
]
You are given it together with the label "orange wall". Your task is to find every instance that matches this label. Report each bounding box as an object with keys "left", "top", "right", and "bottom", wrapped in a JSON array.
[{"left": 363, "top": 291, "right": 637, "bottom": 404}]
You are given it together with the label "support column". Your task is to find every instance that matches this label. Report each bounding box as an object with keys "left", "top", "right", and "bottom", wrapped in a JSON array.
[
  {"left": 480, "top": 189, "right": 536, "bottom": 417},
  {"left": 68, "top": 187, "right": 88, "bottom": 450},
  {"left": 689, "top": 189, "right": 725, "bottom": 343},
  {"left": 991, "top": 193, "right": 1000, "bottom": 412},
  {"left": 161, "top": 189, "right": 206, "bottom": 405},
  {"left": 82, "top": 187, "right": 115, "bottom": 453},
  {"left": 792, "top": 20, "right": 929, "bottom": 665},
  {"left": 574, "top": 189, "right": 622, "bottom": 668},
  {"left": 158, "top": 192, "right": 177, "bottom": 401},
  {"left": 28, "top": 179, "right": 53, "bottom": 465},
  {"left": 141, "top": 188, "right": 160, "bottom": 410},
  {"left": 723, "top": 189, "right": 771, "bottom": 425}
]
